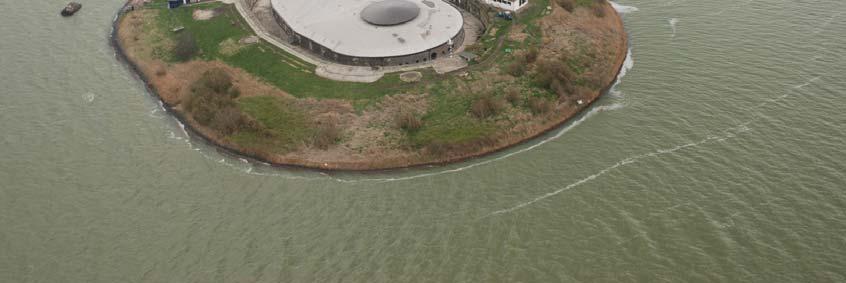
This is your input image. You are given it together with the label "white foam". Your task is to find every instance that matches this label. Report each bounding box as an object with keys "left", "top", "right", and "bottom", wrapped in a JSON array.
[
  {"left": 176, "top": 121, "right": 188, "bottom": 137},
  {"left": 608, "top": 48, "right": 634, "bottom": 99},
  {"left": 669, "top": 18, "right": 679, "bottom": 37},
  {"left": 148, "top": 107, "right": 163, "bottom": 118},
  {"left": 617, "top": 48, "right": 634, "bottom": 82},
  {"left": 84, "top": 92, "right": 96, "bottom": 103},
  {"left": 610, "top": 1, "right": 639, "bottom": 14}
]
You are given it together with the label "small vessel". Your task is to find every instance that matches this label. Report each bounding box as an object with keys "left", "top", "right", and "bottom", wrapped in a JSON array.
[{"left": 61, "top": 2, "right": 82, "bottom": 17}]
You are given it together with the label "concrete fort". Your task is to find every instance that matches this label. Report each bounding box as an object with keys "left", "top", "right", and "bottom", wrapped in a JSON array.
[{"left": 269, "top": 0, "right": 467, "bottom": 67}]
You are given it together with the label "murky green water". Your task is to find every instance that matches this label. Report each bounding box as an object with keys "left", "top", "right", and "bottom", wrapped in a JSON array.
[{"left": 2, "top": 0, "right": 845, "bottom": 281}]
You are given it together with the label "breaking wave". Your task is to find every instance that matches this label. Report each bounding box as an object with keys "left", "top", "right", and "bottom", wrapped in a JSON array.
[{"left": 610, "top": 1, "right": 639, "bottom": 14}]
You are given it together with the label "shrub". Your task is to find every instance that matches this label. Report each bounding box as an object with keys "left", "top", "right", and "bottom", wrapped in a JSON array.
[
  {"left": 506, "top": 60, "right": 527, "bottom": 77},
  {"left": 396, "top": 110, "right": 423, "bottom": 131},
  {"left": 526, "top": 48, "right": 539, "bottom": 64},
  {"left": 193, "top": 68, "right": 232, "bottom": 93},
  {"left": 186, "top": 89, "right": 234, "bottom": 125},
  {"left": 533, "top": 59, "right": 562, "bottom": 89},
  {"left": 209, "top": 107, "right": 248, "bottom": 135},
  {"left": 528, "top": 96, "right": 554, "bottom": 115},
  {"left": 185, "top": 69, "right": 252, "bottom": 135},
  {"left": 506, "top": 49, "right": 539, "bottom": 77},
  {"left": 312, "top": 117, "right": 341, "bottom": 149},
  {"left": 551, "top": 79, "right": 574, "bottom": 98},
  {"left": 471, "top": 95, "right": 505, "bottom": 119},
  {"left": 593, "top": 3, "right": 606, "bottom": 17},
  {"left": 534, "top": 58, "right": 578, "bottom": 98},
  {"left": 556, "top": 0, "right": 575, "bottom": 12},
  {"left": 505, "top": 87, "right": 522, "bottom": 105},
  {"left": 574, "top": 86, "right": 594, "bottom": 99},
  {"left": 173, "top": 31, "right": 198, "bottom": 62}
]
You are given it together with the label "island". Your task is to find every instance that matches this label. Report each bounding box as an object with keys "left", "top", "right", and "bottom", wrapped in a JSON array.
[{"left": 113, "top": 0, "right": 628, "bottom": 170}]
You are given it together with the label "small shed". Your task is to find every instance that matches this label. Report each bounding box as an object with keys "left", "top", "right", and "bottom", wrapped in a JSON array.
[
  {"left": 168, "top": 0, "right": 200, "bottom": 9},
  {"left": 167, "top": 0, "right": 184, "bottom": 9}
]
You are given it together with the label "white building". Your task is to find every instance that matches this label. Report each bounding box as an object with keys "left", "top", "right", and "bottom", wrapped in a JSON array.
[
  {"left": 484, "top": 0, "right": 528, "bottom": 11},
  {"left": 269, "top": 0, "right": 465, "bottom": 66}
]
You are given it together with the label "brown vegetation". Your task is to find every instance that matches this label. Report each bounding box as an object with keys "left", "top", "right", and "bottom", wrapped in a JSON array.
[
  {"left": 471, "top": 94, "right": 506, "bottom": 119},
  {"left": 505, "top": 86, "right": 522, "bottom": 105},
  {"left": 312, "top": 115, "right": 341, "bottom": 149},
  {"left": 528, "top": 96, "right": 554, "bottom": 115},
  {"left": 396, "top": 110, "right": 423, "bottom": 131},
  {"left": 505, "top": 48, "right": 539, "bottom": 77},
  {"left": 184, "top": 69, "right": 253, "bottom": 135},
  {"left": 115, "top": 1, "right": 627, "bottom": 170}
]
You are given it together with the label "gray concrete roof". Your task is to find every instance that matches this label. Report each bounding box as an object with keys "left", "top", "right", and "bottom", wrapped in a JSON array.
[{"left": 270, "top": 0, "right": 463, "bottom": 58}]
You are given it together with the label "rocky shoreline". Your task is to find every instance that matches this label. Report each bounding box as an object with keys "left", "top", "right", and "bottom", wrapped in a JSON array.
[{"left": 111, "top": 1, "right": 629, "bottom": 172}]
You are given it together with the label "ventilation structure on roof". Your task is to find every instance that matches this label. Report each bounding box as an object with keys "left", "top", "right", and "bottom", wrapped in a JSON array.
[{"left": 361, "top": 0, "right": 421, "bottom": 26}]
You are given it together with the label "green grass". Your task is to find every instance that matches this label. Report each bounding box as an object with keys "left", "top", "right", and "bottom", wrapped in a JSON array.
[
  {"left": 575, "top": 0, "right": 596, "bottom": 7},
  {"left": 408, "top": 81, "right": 495, "bottom": 147},
  {"left": 224, "top": 44, "right": 409, "bottom": 99},
  {"left": 235, "top": 96, "right": 311, "bottom": 152},
  {"left": 147, "top": 2, "right": 412, "bottom": 101},
  {"left": 403, "top": 0, "right": 560, "bottom": 148}
]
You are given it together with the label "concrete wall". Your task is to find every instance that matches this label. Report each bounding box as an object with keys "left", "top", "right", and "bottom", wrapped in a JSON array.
[{"left": 270, "top": 4, "right": 465, "bottom": 67}]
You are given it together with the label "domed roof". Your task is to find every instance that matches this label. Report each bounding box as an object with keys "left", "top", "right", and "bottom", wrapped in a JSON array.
[{"left": 361, "top": 0, "right": 421, "bottom": 26}]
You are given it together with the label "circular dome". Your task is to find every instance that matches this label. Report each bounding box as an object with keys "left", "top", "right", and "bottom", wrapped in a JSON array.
[{"left": 361, "top": 0, "right": 421, "bottom": 26}]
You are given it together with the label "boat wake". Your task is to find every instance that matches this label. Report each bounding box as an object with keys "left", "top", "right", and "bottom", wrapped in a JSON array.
[
  {"left": 486, "top": 75, "right": 823, "bottom": 216},
  {"left": 486, "top": 124, "right": 751, "bottom": 217},
  {"left": 793, "top": 76, "right": 820, "bottom": 89}
]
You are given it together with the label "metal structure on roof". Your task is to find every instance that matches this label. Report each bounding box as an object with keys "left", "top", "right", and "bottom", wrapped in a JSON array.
[{"left": 361, "top": 0, "right": 421, "bottom": 26}]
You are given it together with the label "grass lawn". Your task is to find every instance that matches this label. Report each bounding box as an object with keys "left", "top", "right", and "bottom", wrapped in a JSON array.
[
  {"left": 146, "top": 1, "right": 417, "bottom": 101},
  {"left": 233, "top": 96, "right": 312, "bottom": 153}
]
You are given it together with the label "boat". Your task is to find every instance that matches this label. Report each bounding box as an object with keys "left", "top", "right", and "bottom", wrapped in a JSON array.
[{"left": 61, "top": 2, "right": 82, "bottom": 17}]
